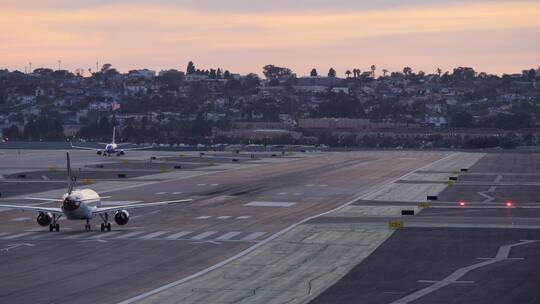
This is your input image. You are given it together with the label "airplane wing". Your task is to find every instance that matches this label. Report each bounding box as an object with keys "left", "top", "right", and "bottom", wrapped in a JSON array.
[
  {"left": 24, "top": 197, "right": 63, "bottom": 202},
  {"left": 120, "top": 145, "right": 154, "bottom": 151},
  {"left": 93, "top": 199, "right": 191, "bottom": 214},
  {"left": 0, "top": 204, "right": 63, "bottom": 215},
  {"left": 71, "top": 143, "right": 100, "bottom": 151}
]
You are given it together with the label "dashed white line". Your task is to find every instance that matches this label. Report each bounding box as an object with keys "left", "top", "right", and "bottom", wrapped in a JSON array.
[
  {"left": 196, "top": 216, "right": 211, "bottom": 220},
  {"left": 172, "top": 192, "right": 183, "bottom": 195},
  {"left": 216, "top": 216, "right": 231, "bottom": 220},
  {"left": 210, "top": 183, "right": 219, "bottom": 186},
  {"left": 155, "top": 192, "right": 168, "bottom": 195},
  {"left": 1, "top": 232, "right": 36, "bottom": 239},
  {"left": 278, "top": 193, "right": 288, "bottom": 195},
  {"left": 236, "top": 216, "right": 251, "bottom": 220},
  {"left": 11, "top": 217, "right": 31, "bottom": 222},
  {"left": 196, "top": 184, "right": 207, "bottom": 186},
  {"left": 89, "top": 232, "right": 121, "bottom": 239}
]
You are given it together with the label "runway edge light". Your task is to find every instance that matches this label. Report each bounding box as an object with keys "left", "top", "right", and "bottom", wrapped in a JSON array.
[{"left": 459, "top": 201, "right": 466, "bottom": 207}]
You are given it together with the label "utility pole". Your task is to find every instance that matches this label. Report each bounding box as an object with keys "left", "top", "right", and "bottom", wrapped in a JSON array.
[{"left": 58, "top": 60, "right": 62, "bottom": 70}]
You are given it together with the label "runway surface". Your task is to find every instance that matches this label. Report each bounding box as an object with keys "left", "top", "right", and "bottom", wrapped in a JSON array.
[
  {"left": 312, "top": 153, "right": 540, "bottom": 304},
  {"left": 0, "top": 149, "right": 447, "bottom": 304}
]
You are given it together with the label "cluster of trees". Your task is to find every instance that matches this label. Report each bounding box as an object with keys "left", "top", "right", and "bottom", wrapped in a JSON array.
[
  {"left": 186, "top": 61, "right": 232, "bottom": 79},
  {"left": 2, "top": 115, "right": 64, "bottom": 141}
]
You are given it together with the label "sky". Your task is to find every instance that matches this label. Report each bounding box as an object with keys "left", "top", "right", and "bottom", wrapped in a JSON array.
[{"left": 1, "top": 0, "right": 539, "bottom": 76}]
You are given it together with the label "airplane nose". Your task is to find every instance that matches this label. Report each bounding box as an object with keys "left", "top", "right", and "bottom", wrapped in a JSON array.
[{"left": 62, "top": 198, "right": 80, "bottom": 211}]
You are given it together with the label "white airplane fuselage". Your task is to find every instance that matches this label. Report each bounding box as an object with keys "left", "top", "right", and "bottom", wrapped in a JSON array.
[
  {"left": 61, "top": 189, "right": 100, "bottom": 220},
  {"left": 104, "top": 143, "right": 119, "bottom": 155}
]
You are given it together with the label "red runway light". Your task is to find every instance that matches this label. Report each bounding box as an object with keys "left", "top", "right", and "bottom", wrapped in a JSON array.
[
  {"left": 459, "top": 201, "right": 466, "bottom": 207},
  {"left": 506, "top": 201, "right": 513, "bottom": 207}
]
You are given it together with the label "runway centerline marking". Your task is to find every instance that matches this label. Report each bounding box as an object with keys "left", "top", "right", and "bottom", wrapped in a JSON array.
[
  {"left": 1, "top": 232, "right": 36, "bottom": 240},
  {"left": 216, "top": 216, "right": 231, "bottom": 220},
  {"left": 216, "top": 231, "right": 242, "bottom": 241},
  {"left": 240, "top": 232, "right": 266, "bottom": 241},
  {"left": 140, "top": 231, "right": 170, "bottom": 239},
  {"left": 196, "top": 216, "right": 211, "bottom": 220},
  {"left": 114, "top": 231, "right": 146, "bottom": 239},
  {"left": 190, "top": 231, "right": 218, "bottom": 240},
  {"left": 165, "top": 231, "right": 193, "bottom": 239},
  {"left": 236, "top": 216, "right": 251, "bottom": 219}
]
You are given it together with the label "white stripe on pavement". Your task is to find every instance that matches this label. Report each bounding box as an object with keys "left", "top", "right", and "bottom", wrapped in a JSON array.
[
  {"left": 89, "top": 232, "right": 121, "bottom": 239},
  {"left": 216, "top": 231, "right": 242, "bottom": 241},
  {"left": 240, "top": 232, "right": 266, "bottom": 241},
  {"left": 190, "top": 231, "right": 218, "bottom": 240},
  {"left": 114, "top": 231, "right": 146, "bottom": 239},
  {"left": 140, "top": 231, "right": 170, "bottom": 239},
  {"left": 165, "top": 231, "right": 194, "bottom": 239},
  {"left": 2, "top": 232, "right": 36, "bottom": 239}
]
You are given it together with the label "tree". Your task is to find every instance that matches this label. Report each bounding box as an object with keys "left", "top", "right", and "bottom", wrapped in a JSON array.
[
  {"left": 436, "top": 68, "right": 442, "bottom": 77},
  {"left": 101, "top": 64, "right": 112, "bottom": 73},
  {"left": 345, "top": 70, "right": 352, "bottom": 78},
  {"left": 262, "top": 65, "right": 293, "bottom": 80},
  {"left": 328, "top": 68, "right": 336, "bottom": 78},
  {"left": 310, "top": 68, "right": 318, "bottom": 77},
  {"left": 223, "top": 70, "right": 231, "bottom": 79},
  {"left": 403, "top": 67, "right": 413, "bottom": 76},
  {"left": 382, "top": 69, "right": 388, "bottom": 77},
  {"left": 186, "top": 61, "right": 196, "bottom": 74},
  {"left": 370, "top": 65, "right": 376, "bottom": 78}
]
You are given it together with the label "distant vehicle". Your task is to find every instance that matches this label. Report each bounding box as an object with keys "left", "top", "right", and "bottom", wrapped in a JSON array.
[
  {"left": 71, "top": 127, "right": 152, "bottom": 156},
  {"left": 0, "top": 152, "right": 191, "bottom": 232}
]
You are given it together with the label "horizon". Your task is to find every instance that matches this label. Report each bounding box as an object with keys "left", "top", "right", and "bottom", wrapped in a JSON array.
[{"left": 1, "top": 1, "right": 539, "bottom": 76}]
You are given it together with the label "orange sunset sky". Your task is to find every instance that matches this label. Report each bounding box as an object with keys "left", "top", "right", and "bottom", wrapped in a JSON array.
[{"left": 1, "top": 0, "right": 539, "bottom": 76}]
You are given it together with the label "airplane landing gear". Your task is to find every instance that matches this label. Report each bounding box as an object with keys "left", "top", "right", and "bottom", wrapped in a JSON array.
[
  {"left": 48, "top": 214, "right": 61, "bottom": 232},
  {"left": 49, "top": 223, "right": 59, "bottom": 232},
  {"left": 99, "top": 213, "right": 112, "bottom": 232},
  {"left": 100, "top": 223, "right": 111, "bottom": 232},
  {"left": 84, "top": 219, "right": 91, "bottom": 231}
]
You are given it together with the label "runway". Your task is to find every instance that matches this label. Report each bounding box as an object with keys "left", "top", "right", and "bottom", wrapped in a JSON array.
[
  {"left": 312, "top": 153, "right": 540, "bottom": 304},
  {"left": 0, "top": 149, "right": 447, "bottom": 304}
]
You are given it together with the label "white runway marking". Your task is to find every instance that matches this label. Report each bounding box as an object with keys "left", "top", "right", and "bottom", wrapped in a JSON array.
[
  {"left": 305, "top": 184, "right": 314, "bottom": 187},
  {"left": 89, "top": 232, "right": 121, "bottom": 239},
  {"left": 1, "top": 232, "right": 36, "bottom": 239},
  {"left": 216, "top": 216, "right": 231, "bottom": 220},
  {"left": 172, "top": 192, "right": 183, "bottom": 195},
  {"left": 140, "top": 231, "right": 170, "bottom": 239},
  {"left": 236, "top": 216, "right": 251, "bottom": 220},
  {"left": 165, "top": 231, "right": 193, "bottom": 239},
  {"left": 64, "top": 232, "right": 90, "bottom": 239},
  {"left": 245, "top": 201, "right": 296, "bottom": 207},
  {"left": 190, "top": 231, "right": 218, "bottom": 240},
  {"left": 155, "top": 192, "right": 168, "bottom": 195},
  {"left": 196, "top": 184, "right": 207, "bottom": 186},
  {"left": 216, "top": 231, "right": 242, "bottom": 241},
  {"left": 293, "top": 193, "right": 303, "bottom": 196},
  {"left": 210, "top": 183, "right": 219, "bottom": 186},
  {"left": 240, "top": 232, "right": 266, "bottom": 241},
  {"left": 278, "top": 193, "right": 288, "bottom": 195},
  {"left": 114, "top": 231, "right": 146, "bottom": 239},
  {"left": 390, "top": 240, "right": 538, "bottom": 304},
  {"left": 196, "top": 216, "right": 211, "bottom": 220},
  {"left": 319, "top": 184, "right": 328, "bottom": 187},
  {"left": 11, "top": 217, "right": 31, "bottom": 222},
  {"left": 0, "top": 232, "right": 11, "bottom": 237}
]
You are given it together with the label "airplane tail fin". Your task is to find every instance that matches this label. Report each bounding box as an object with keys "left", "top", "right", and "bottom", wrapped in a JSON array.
[
  {"left": 112, "top": 127, "right": 116, "bottom": 144},
  {"left": 66, "top": 152, "right": 75, "bottom": 194}
]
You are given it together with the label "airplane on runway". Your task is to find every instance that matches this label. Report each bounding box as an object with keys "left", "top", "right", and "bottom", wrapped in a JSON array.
[
  {"left": 0, "top": 152, "right": 191, "bottom": 232},
  {"left": 71, "top": 127, "right": 152, "bottom": 156}
]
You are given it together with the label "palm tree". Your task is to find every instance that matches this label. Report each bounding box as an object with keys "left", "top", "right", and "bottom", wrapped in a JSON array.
[
  {"left": 370, "top": 65, "right": 376, "bottom": 78},
  {"left": 403, "top": 67, "right": 412, "bottom": 76},
  {"left": 345, "top": 70, "right": 352, "bottom": 78},
  {"left": 436, "top": 68, "right": 442, "bottom": 77},
  {"left": 382, "top": 69, "right": 388, "bottom": 77}
]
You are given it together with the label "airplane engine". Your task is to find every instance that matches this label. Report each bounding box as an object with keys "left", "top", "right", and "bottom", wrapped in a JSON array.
[
  {"left": 36, "top": 212, "right": 53, "bottom": 226},
  {"left": 114, "top": 210, "right": 130, "bottom": 225},
  {"left": 97, "top": 151, "right": 102, "bottom": 155}
]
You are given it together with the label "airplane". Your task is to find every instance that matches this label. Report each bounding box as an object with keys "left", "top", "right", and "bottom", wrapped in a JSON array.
[
  {"left": 71, "top": 127, "right": 152, "bottom": 156},
  {"left": 0, "top": 152, "right": 191, "bottom": 232}
]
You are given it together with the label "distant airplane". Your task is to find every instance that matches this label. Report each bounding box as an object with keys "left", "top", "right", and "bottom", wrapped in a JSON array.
[
  {"left": 0, "top": 152, "right": 191, "bottom": 232},
  {"left": 71, "top": 127, "right": 152, "bottom": 156}
]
